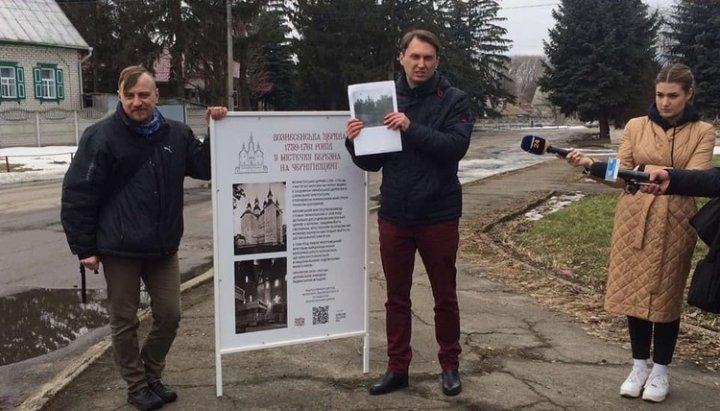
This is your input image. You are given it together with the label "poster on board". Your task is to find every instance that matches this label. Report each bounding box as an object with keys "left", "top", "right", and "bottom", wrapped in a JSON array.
[{"left": 211, "top": 112, "right": 368, "bottom": 355}]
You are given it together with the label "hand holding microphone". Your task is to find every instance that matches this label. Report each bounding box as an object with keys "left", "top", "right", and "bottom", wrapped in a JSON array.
[
  {"left": 518, "top": 135, "right": 654, "bottom": 195},
  {"left": 520, "top": 135, "right": 570, "bottom": 157},
  {"left": 519, "top": 135, "right": 593, "bottom": 167},
  {"left": 640, "top": 169, "right": 671, "bottom": 195},
  {"left": 587, "top": 161, "right": 653, "bottom": 195}
]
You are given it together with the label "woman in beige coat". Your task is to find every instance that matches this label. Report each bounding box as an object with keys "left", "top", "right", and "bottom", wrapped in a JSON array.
[{"left": 565, "top": 63, "right": 716, "bottom": 403}]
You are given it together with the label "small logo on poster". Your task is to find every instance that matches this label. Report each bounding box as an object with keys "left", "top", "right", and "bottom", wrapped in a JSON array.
[
  {"left": 235, "top": 134, "right": 268, "bottom": 174},
  {"left": 294, "top": 317, "right": 305, "bottom": 327}
]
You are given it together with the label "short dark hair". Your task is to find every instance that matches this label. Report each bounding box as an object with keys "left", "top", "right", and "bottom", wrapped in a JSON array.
[
  {"left": 118, "top": 65, "right": 154, "bottom": 94},
  {"left": 399, "top": 29, "right": 440, "bottom": 55}
]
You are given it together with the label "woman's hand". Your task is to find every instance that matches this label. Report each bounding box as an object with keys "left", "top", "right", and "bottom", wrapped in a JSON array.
[{"left": 564, "top": 148, "right": 594, "bottom": 169}]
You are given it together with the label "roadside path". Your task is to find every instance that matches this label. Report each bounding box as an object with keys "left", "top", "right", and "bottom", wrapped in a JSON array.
[{"left": 40, "top": 157, "right": 720, "bottom": 410}]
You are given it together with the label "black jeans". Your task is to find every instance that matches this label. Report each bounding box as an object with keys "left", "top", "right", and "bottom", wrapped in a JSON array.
[{"left": 627, "top": 316, "right": 680, "bottom": 365}]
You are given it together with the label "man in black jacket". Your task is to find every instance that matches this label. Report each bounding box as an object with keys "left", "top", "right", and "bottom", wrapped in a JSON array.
[
  {"left": 61, "top": 65, "right": 227, "bottom": 411},
  {"left": 345, "top": 29, "right": 475, "bottom": 397}
]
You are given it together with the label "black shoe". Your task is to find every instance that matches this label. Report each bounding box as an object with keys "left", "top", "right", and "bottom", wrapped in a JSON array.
[
  {"left": 369, "top": 371, "right": 409, "bottom": 395},
  {"left": 148, "top": 380, "right": 178, "bottom": 403},
  {"left": 442, "top": 368, "right": 462, "bottom": 396},
  {"left": 127, "top": 386, "right": 164, "bottom": 411}
]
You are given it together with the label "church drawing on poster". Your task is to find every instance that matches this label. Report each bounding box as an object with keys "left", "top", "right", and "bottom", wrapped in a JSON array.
[
  {"left": 234, "top": 183, "right": 286, "bottom": 255},
  {"left": 235, "top": 134, "right": 268, "bottom": 174}
]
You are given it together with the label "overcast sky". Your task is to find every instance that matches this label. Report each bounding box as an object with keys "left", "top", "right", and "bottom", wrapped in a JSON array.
[{"left": 498, "top": 0, "right": 675, "bottom": 56}]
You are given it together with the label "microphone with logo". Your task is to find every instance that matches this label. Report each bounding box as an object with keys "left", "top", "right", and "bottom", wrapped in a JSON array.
[
  {"left": 588, "top": 161, "right": 652, "bottom": 195},
  {"left": 519, "top": 135, "right": 570, "bottom": 157}
]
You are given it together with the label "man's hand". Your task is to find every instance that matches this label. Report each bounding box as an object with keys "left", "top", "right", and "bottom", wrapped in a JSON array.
[
  {"left": 206, "top": 106, "right": 228, "bottom": 121},
  {"left": 80, "top": 255, "right": 100, "bottom": 272},
  {"left": 641, "top": 169, "right": 670, "bottom": 195},
  {"left": 346, "top": 118, "right": 364, "bottom": 141},
  {"left": 384, "top": 112, "right": 410, "bottom": 131}
]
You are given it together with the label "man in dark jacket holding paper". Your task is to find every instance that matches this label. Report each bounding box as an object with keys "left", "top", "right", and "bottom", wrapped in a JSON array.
[
  {"left": 345, "top": 29, "right": 475, "bottom": 397},
  {"left": 61, "top": 65, "right": 227, "bottom": 411}
]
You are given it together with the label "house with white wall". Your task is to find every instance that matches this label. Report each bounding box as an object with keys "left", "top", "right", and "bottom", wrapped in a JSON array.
[{"left": 0, "top": 0, "right": 91, "bottom": 111}]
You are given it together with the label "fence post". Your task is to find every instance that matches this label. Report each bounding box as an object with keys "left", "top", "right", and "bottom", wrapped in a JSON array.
[
  {"left": 35, "top": 112, "right": 41, "bottom": 147},
  {"left": 74, "top": 111, "right": 79, "bottom": 145}
]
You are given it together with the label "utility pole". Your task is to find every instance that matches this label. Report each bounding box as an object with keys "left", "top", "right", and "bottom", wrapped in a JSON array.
[{"left": 226, "top": 0, "right": 234, "bottom": 109}]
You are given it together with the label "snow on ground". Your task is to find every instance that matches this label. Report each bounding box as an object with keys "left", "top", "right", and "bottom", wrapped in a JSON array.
[
  {"left": 2, "top": 144, "right": 720, "bottom": 186},
  {"left": 0, "top": 146, "right": 78, "bottom": 185}
]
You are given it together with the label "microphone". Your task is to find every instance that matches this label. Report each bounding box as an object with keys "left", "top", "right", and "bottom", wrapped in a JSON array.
[
  {"left": 588, "top": 162, "right": 651, "bottom": 182},
  {"left": 520, "top": 135, "right": 570, "bottom": 157},
  {"left": 588, "top": 161, "right": 652, "bottom": 195}
]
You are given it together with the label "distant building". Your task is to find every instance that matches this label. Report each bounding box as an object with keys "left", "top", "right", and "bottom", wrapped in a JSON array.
[
  {"left": 0, "top": 0, "right": 91, "bottom": 110},
  {"left": 152, "top": 47, "right": 241, "bottom": 102}
]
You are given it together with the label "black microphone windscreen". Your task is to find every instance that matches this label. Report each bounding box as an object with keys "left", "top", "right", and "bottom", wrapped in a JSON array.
[
  {"left": 520, "top": 135, "right": 547, "bottom": 155},
  {"left": 588, "top": 161, "right": 608, "bottom": 179}
]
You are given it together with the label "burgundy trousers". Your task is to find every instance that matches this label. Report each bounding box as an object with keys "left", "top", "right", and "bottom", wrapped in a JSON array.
[{"left": 378, "top": 217, "right": 461, "bottom": 374}]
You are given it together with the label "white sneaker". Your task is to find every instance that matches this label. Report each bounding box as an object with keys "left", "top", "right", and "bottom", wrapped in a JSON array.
[
  {"left": 642, "top": 372, "right": 669, "bottom": 402},
  {"left": 620, "top": 366, "right": 649, "bottom": 398}
]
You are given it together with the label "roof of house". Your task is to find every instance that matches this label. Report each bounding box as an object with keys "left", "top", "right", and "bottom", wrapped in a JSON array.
[{"left": 0, "top": 0, "right": 89, "bottom": 50}]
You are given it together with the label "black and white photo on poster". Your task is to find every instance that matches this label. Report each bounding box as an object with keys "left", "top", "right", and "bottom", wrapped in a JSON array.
[
  {"left": 232, "top": 182, "right": 287, "bottom": 255},
  {"left": 234, "top": 258, "right": 288, "bottom": 334}
]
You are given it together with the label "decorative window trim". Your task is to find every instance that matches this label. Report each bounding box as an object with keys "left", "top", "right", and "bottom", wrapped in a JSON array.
[
  {"left": 0, "top": 61, "right": 25, "bottom": 103},
  {"left": 33, "top": 63, "right": 64, "bottom": 103}
]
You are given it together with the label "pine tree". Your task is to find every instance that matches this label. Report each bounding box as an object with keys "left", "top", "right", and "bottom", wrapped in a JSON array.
[
  {"left": 435, "top": 0, "right": 512, "bottom": 117},
  {"left": 289, "top": 0, "right": 388, "bottom": 110},
  {"left": 539, "top": 0, "right": 658, "bottom": 137},
  {"left": 255, "top": 1, "right": 295, "bottom": 110},
  {"left": 665, "top": 0, "right": 720, "bottom": 119}
]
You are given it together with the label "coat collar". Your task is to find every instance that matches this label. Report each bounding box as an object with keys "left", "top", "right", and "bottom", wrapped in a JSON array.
[{"left": 647, "top": 103, "right": 700, "bottom": 131}]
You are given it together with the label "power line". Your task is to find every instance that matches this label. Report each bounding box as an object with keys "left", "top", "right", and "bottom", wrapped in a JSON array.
[{"left": 502, "top": 3, "right": 559, "bottom": 10}]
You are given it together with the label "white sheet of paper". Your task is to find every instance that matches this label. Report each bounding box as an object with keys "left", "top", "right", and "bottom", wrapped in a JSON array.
[{"left": 348, "top": 81, "right": 402, "bottom": 156}]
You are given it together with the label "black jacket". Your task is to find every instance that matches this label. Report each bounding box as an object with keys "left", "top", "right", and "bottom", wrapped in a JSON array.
[
  {"left": 61, "top": 104, "right": 211, "bottom": 259},
  {"left": 666, "top": 168, "right": 720, "bottom": 197},
  {"left": 346, "top": 72, "right": 475, "bottom": 225}
]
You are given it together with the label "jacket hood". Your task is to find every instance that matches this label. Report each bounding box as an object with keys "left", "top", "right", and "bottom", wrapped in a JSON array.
[{"left": 648, "top": 103, "right": 700, "bottom": 131}]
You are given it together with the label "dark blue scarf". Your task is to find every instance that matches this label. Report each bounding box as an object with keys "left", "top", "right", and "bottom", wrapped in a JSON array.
[
  {"left": 132, "top": 108, "right": 163, "bottom": 136},
  {"left": 117, "top": 102, "right": 164, "bottom": 137}
]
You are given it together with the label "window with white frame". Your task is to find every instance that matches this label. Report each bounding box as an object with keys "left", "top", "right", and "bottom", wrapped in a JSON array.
[
  {"left": 41, "top": 68, "right": 56, "bottom": 99},
  {"left": 33, "top": 63, "right": 64, "bottom": 102},
  {"left": 0, "top": 62, "right": 25, "bottom": 102},
  {"left": 1, "top": 67, "right": 16, "bottom": 98}
]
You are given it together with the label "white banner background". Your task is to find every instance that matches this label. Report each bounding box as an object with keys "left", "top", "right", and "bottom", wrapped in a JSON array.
[{"left": 211, "top": 112, "right": 367, "bottom": 354}]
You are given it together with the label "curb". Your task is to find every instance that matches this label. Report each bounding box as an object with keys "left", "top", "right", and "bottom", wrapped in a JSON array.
[{"left": 16, "top": 268, "right": 215, "bottom": 411}]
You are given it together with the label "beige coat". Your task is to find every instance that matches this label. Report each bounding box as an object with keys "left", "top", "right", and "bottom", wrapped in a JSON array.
[{"left": 604, "top": 116, "right": 716, "bottom": 322}]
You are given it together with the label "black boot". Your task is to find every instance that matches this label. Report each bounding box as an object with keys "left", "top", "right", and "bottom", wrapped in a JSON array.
[
  {"left": 127, "top": 386, "right": 164, "bottom": 411},
  {"left": 441, "top": 368, "right": 462, "bottom": 396},
  {"left": 148, "top": 380, "right": 178, "bottom": 403},
  {"left": 369, "top": 371, "right": 409, "bottom": 395}
]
